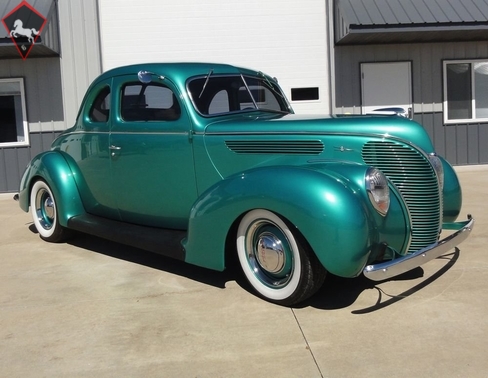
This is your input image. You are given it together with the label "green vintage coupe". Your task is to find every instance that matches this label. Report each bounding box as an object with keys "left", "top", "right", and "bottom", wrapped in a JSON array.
[{"left": 17, "top": 63, "right": 474, "bottom": 305}]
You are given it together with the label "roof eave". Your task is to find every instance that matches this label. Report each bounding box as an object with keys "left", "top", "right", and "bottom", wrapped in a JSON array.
[{"left": 336, "top": 24, "right": 488, "bottom": 45}]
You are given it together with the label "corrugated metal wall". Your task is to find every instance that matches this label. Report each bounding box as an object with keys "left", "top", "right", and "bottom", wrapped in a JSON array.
[
  {"left": 0, "top": 58, "right": 64, "bottom": 193},
  {"left": 334, "top": 41, "right": 488, "bottom": 165},
  {"left": 0, "top": 0, "right": 101, "bottom": 193},
  {"left": 0, "top": 132, "right": 61, "bottom": 192}
]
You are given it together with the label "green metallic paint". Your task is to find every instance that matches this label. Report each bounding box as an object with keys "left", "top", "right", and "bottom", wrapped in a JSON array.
[
  {"left": 110, "top": 132, "right": 196, "bottom": 228},
  {"left": 108, "top": 74, "right": 197, "bottom": 228},
  {"left": 184, "top": 163, "right": 408, "bottom": 277},
  {"left": 18, "top": 63, "right": 466, "bottom": 283},
  {"left": 203, "top": 113, "right": 435, "bottom": 154},
  {"left": 18, "top": 151, "right": 85, "bottom": 226},
  {"left": 441, "top": 156, "right": 462, "bottom": 223},
  {"left": 185, "top": 165, "right": 367, "bottom": 275}
]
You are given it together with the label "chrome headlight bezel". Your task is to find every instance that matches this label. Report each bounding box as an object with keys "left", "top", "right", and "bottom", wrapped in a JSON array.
[
  {"left": 428, "top": 153, "right": 444, "bottom": 190},
  {"left": 365, "top": 168, "right": 390, "bottom": 216}
]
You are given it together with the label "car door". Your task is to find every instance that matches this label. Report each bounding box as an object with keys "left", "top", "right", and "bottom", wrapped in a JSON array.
[
  {"left": 109, "top": 75, "right": 197, "bottom": 229},
  {"left": 65, "top": 78, "right": 120, "bottom": 219}
]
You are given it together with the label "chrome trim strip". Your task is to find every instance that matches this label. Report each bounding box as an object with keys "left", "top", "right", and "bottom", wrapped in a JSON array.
[
  {"left": 110, "top": 132, "right": 189, "bottom": 136},
  {"left": 58, "top": 131, "right": 189, "bottom": 136},
  {"left": 363, "top": 217, "right": 474, "bottom": 281}
]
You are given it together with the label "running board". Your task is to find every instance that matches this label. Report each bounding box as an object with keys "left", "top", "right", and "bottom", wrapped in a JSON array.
[{"left": 68, "top": 214, "right": 186, "bottom": 261}]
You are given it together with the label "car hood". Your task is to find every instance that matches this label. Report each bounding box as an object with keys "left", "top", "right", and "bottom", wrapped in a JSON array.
[{"left": 204, "top": 113, "right": 435, "bottom": 153}]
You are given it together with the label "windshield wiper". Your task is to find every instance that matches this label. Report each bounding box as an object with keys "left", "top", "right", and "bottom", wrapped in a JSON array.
[
  {"left": 258, "top": 71, "right": 284, "bottom": 99},
  {"left": 241, "top": 75, "right": 259, "bottom": 110},
  {"left": 199, "top": 69, "right": 213, "bottom": 99}
]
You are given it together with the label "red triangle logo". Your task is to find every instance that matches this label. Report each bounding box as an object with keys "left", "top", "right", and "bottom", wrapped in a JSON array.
[{"left": 2, "top": 1, "right": 47, "bottom": 60}]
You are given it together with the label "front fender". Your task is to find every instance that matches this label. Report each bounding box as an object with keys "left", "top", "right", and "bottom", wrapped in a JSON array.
[
  {"left": 18, "top": 151, "right": 85, "bottom": 227},
  {"left": 441, "top": 156, "right": 462, "bottom": 222},
  {"left": 183, "top": 164, "right": 376, "bottom": 277}
]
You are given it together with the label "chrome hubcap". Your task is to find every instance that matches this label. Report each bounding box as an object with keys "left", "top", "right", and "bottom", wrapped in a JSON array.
[
  {"left": 256, "top": 232, "right": 285, "bottom": 274},
  {"left": 246, "top": 220, "right": 293, "bottom": 288},
  {"left": 35, "top": 188, "right": 54, "bottom": 230}
]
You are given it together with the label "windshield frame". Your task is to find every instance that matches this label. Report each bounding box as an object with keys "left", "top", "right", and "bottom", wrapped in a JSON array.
[{"left": 186, "top": 73, "right": 293, "bottom": 117}]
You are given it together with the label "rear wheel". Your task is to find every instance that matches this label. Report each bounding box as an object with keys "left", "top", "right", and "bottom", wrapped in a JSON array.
[
  {"left": 236, "top": 209, "right": 326, "bottom": 306},
  {"left": 30, "top": 180, "right": 70, "bottom": 242}
]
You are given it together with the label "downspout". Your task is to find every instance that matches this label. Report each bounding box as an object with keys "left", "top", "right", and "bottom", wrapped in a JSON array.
[
  {"left": 325, "top": 0, "right": 336, "bottom": 115},
  {"left": 94, "top": 0, "right": 104, "bottom": 73}
]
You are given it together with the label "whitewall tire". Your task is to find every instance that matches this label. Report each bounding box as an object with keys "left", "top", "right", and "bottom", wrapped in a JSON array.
[
  {"left": 236, "top": 209, "right": 325, "bottom": 306},
  {"left": 30, "top": 180, "right": 70, "bottom": 242}
]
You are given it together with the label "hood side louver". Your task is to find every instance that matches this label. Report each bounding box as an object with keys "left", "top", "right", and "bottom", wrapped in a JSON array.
[{"left": 225, "top": 140, "right": 324, "bottom": 155}]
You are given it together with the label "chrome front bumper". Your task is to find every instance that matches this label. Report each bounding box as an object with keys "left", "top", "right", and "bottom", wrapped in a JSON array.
[{"left": 363, "top": 215, "right": 474, "bottom": 281}]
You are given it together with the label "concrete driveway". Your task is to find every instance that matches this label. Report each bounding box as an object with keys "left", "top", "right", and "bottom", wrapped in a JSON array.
[{"left": 1, "top": 167, "right": 487, "bottom": 378}]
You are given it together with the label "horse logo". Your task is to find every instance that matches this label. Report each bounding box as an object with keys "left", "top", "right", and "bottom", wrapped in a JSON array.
[
  {"left": 1, "top": 0, "right": 47, "bottom": 60},
  {"left": 9, "top": 19, "right": 40, "bottom": 44}
]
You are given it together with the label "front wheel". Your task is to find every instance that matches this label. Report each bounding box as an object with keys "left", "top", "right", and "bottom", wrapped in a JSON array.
[
  {"left": 30, "top": 180, "right": 71, "bottom": 242},
  {"left": 236, "top": 209, "right": 326, "bottom": 306}
]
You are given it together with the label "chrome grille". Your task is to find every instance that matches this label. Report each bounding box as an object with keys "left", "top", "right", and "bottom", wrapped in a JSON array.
[{"left": 362, "top": 141, "right": 441, "bottom": 254}]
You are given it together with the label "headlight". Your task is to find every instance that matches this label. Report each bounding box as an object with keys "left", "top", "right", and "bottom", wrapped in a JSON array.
[
  {"left": 365, "top": 168, "right": 390, "bottom": 216},
  {"left": 428, "top": 153, "right": 444, "bottom": 190}
]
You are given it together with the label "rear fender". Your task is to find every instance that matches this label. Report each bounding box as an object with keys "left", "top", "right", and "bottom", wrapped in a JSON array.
[
  {"left": 18, "top": 151, "right": 85, "bottom": 227},
  {"left": 183, "top": 164, "right": 375, "bottom": 277}
]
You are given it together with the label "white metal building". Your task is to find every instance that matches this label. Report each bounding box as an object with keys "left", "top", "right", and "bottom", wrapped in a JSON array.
[{"left": 97, "top": 0, "right": 333, "bottom": 115}]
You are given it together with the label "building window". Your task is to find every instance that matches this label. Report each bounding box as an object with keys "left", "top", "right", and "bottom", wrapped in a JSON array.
[
  {"left": 443, "top": 60, "right": 488, "bottom": 124},
  {"left": 0, "top": 78, "right": 29, "bottom": 146}
]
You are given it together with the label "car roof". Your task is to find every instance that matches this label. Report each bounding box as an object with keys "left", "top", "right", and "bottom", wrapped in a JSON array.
[{"left": 95, "top": 62, "right": 261, "bottom": 86}]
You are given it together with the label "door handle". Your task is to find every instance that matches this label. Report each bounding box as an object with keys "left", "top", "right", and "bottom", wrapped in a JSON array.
[{"left": 109, "top": 145, "right": 121, "bottom": 157}]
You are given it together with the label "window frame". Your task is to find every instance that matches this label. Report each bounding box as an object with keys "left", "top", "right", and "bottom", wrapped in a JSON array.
[
  {"left": 120, "top": 82, "right": 181, "bottom": 122},
  {"left": 187, "top": 74, "right": 291, "bottom": 117},
  {"left": 0, "top": 78, "right": 29, "bottom": 147},
  {"left": 88, "top": 85, "right": 111, "bottom": 123},
  {"left": 443, "top": 59, "right": 488, "bottom": 125}
]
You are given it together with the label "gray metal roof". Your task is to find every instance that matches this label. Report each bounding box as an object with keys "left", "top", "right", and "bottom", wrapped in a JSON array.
[
  {"left": 335, "top": 0, "right": 488, "bottom": 44},
  {"left": 0, "top": 0, "right": 59, "bottom": 58}
]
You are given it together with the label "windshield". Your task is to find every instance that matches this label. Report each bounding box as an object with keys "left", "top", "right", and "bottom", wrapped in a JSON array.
[{"left": 188, "top": 74, "right": 292, "bottom": 116}]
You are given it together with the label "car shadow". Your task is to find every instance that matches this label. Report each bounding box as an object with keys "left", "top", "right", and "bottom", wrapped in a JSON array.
[
  {"left": 29, "top": 225, "right": 235, "bottom": 289},
  {"left": 300, "top": 249, "right": 460, "bottom": 313},
  {"left": 28, "top": 225, "right": 460, "bottom": 311}
]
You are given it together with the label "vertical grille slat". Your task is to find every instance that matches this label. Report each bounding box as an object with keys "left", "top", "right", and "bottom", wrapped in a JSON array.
[{"left": 362, "top": 141, "right": 441, "bottom": 254}]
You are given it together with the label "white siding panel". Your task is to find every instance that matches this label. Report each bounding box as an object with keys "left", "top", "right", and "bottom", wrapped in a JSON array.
[
  {"left": 58, "top": 0, "right": 102, "bottom": 128},
  {"left": 98, "top": 0, "right": 330, "bottom": 113}
]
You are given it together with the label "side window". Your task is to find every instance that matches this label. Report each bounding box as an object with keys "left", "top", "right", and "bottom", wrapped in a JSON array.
[
  {"left": 89, "top": 86, "right": 111, "bottom": 122},
  {"left": 121, "top": 83, "right": 181, "bottom": 121},
  {"left": 0, "top": 78, "right": 28, "bottom": 146}
]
